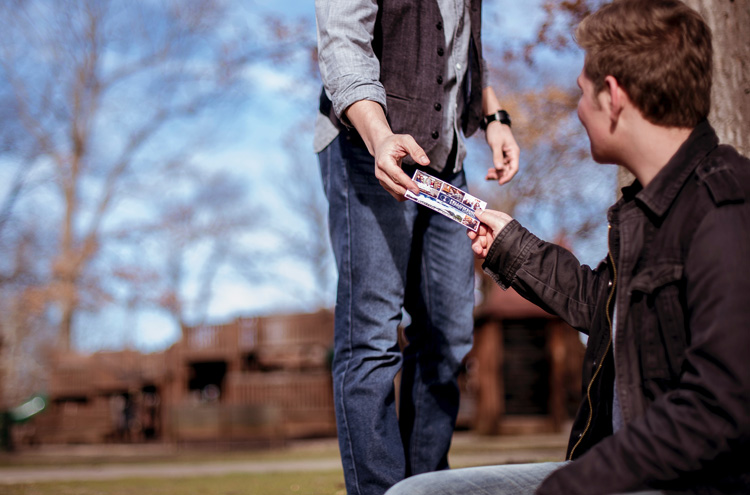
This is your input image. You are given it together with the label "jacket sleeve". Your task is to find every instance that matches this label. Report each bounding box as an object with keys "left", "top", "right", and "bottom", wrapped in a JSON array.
[
  {"left": 536, "top": 204, "right": 750, "bottom": 494},
  {"left": 482, "top": 220, "right": 607, "bottom": 334},
  {"left": 315, "top": 0, "right": 386, "bottom": 120}
]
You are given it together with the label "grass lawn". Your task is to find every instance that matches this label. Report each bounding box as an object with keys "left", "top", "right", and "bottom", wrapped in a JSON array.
[
  {"left": 1, "top": 470, "right": 347, "bottom": 495},
  {"left": 0, "top": 431, "right": 569, "bottom": 493}
]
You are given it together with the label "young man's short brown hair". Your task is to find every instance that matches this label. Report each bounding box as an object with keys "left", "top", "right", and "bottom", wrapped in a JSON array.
[{"left": 575, "top": 0, "right": 712, "bottom": 128}]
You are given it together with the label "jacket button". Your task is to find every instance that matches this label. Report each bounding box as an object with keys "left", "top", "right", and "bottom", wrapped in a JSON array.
[
  {"left": 431, "top": 131, "right": 439, "bottom": 139},
  {"left": 436, "top": 21, "right": 443, "bottom": 31},
  {"left": 434, "top": 103, "right": 442, "bottom": 111},
  {"left": 437, "top": 47, "right": 444, "bottom": 56},
  {"left": 436, "top": 75, "right": 443, "bottom": 84},
  {"left": 608, "top": 280, "right": 613, "bottom": 287}
]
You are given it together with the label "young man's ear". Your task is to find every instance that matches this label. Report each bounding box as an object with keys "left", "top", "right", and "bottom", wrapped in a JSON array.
[{"left": 603, "top": 75, "right": 625, "bottom": 124}]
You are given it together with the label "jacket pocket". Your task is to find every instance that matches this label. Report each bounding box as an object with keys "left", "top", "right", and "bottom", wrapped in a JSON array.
[{"left": 629, "top": 263, "right": 687, "bottom": 388}]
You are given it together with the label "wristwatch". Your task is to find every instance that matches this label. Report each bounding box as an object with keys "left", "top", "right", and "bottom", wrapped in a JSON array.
[{"left": 480, "top": 110, "right": 511, "bottom": 130}]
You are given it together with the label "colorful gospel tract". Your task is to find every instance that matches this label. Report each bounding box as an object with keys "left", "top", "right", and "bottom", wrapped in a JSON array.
[{"left": 405, "top": 170, "right": 487, "bottom": 231}]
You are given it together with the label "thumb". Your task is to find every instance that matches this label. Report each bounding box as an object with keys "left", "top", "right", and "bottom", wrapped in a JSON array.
[
  {"left": 401, "top": 134, "right": 430, "bottom": 167},
  {"left": 475, "top": 209, "right": 512, "bottom": 233}
]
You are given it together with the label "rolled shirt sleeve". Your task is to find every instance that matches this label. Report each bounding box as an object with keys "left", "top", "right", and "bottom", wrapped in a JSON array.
[{"left": 315, "top": 0, "right": 387, "bottom": 120}]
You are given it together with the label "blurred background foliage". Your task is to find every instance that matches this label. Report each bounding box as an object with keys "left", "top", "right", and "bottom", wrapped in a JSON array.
[{"left": 0, "top": 0, "right": 747, "bottom": 409}]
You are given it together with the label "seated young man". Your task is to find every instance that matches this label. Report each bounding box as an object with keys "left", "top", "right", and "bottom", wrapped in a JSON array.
[{"left": 385, "top": 1, "right": 750, "bottom": 494}]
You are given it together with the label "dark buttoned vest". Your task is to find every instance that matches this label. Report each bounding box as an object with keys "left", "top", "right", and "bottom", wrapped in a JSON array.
[{"left": 321, "top": 0, "right": 485, "bottom": 153}]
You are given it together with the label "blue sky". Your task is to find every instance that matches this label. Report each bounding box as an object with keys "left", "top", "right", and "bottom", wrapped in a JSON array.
[{"left": 75, "top": 0, "right": 612, "bottom": 352}]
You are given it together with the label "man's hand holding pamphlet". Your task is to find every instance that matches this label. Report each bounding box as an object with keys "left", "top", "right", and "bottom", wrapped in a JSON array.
[{"left": 405, "top": 170, "right": 487, "bottom": 232}]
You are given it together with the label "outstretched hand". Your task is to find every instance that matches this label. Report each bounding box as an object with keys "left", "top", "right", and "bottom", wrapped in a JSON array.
[
  {"left": 344, "top": 100, "right": 429, "bottom": 201},
  {"left": 467, "top": 209, "right": 514, "bottom": 259},
  {"left": 374, "top": 133, "right": 429, "bottom": 201}
]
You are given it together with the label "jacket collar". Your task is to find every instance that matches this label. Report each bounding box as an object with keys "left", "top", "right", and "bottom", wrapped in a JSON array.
[{"left": 630, "top": 120, "right": 719, "bottom": 218}]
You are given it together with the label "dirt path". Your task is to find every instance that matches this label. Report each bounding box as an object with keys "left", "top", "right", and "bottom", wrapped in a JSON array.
[
  {"left": 0, "top": 458, "right": 344, "bottom": 484},
  {"left": 0, "top": 430, "right": 569, "bottom": 485}
]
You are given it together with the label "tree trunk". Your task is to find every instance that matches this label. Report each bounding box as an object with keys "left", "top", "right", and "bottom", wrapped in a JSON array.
[{"left": 684, "top": 0, "right": 750, "bottom": 156}]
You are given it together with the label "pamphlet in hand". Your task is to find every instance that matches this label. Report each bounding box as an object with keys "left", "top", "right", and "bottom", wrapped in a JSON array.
[{"left": 405, "top": 169, "right": 487, "bottom": 232}]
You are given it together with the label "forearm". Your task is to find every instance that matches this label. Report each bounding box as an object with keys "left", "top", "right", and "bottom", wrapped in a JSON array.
[
  {"left": 482, "top": 220, "right": 603, "bottom": 331},
  {"left": 344, "top": 100, "right": 393, "bottom": 157},
  {"left": 481, "top": 85, "right": 503, "bottom": 115}
]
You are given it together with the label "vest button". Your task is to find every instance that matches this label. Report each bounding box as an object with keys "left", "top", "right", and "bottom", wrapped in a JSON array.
[
  {"left": 431, "top": 131, "right": 439, "bottom": 139},
  {"left": 436, "top": 75, "right": 443, "bottom": 84},
  {"left": 434, "top": 103, "right": 442, "bottom": 111},
  {"left": 436, "top": 21, "right": 443, "bottom": 31},
  {"left": 437, "top": 47, "right": 444, "bottom": 56}
]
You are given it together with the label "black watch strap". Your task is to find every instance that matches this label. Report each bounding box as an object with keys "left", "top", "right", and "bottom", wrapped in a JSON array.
[{"left": 480, "top": 110, "right": 511, "bottom": 130}]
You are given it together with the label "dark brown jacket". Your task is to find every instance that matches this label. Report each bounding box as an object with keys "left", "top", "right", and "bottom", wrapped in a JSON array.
[{"left": 483, "top": 121, "right": 750, "bottom": 494}]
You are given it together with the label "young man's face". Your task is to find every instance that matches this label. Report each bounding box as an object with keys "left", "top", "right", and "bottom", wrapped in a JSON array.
[{"left": 577, "top": 70, "right": 615, "bottom": 164}]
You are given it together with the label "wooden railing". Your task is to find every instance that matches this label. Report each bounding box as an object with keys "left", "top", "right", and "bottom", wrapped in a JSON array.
[{"left": 182, "top": 312, "right": 333, "bottom": 354}]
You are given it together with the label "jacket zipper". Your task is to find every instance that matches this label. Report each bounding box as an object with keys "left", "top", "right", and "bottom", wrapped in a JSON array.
[{"left": 568, "top": 227, "right": 616, "bottom": 460}]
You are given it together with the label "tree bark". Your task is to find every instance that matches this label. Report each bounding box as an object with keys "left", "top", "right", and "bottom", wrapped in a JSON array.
[{"left": 684, "top": 0, "right": 750, "bottom": 156}]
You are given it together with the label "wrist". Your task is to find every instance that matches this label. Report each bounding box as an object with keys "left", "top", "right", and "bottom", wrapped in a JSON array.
[
  {"left": 346, "top": 100, "right": 393, "bottom": 155},
  {"left": 370, "top": 129, "right": 396, "bottom": 155},
  {"left": 480, "top": 109, "right": 511, "bottom": 130}
]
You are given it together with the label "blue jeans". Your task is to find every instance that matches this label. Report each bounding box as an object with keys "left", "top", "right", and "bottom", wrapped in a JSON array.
[
  {"left": 384, "top": 461, "right": 666, "bottom": 495},
  {"left": 319, "top": 133, "right": 476, "bottom": 495},
  {"left": 384, "top": 462, "right": 565, "bottom": 495}
]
